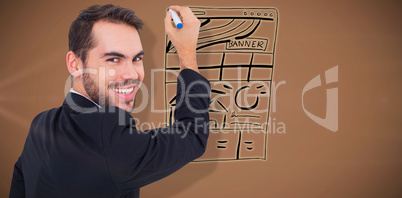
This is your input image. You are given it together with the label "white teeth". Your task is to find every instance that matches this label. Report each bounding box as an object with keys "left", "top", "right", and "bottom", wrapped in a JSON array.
[{"left": 112, "top": 87, "right": 134, "bottom": 94}]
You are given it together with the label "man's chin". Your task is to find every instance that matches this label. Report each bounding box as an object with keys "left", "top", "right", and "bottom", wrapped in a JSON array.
[
  {"left": 108, "top": 92, "right": 136, "bottom": 112},
  {"left": 116, "top": 101, "right": 135, "bottom": 113}
]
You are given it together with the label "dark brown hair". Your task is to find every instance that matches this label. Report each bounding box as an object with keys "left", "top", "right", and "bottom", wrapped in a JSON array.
[{"left": 68, "top": 4, "right": 144, "bottom": 63}]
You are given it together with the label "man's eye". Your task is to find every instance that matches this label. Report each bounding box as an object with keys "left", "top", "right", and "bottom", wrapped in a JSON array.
[
  {"left": 134, "top": 57, "right": 143, "bottom": 62},
  {"left": 107, "top": 58, "right": 119, "bottom": 63}
]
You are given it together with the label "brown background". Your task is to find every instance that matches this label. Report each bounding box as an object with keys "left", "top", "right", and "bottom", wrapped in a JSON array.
[{"left": 1, "top": 0, "right": 401, "bottom": 197}]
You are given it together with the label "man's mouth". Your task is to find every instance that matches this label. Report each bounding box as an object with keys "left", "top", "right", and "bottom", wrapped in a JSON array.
[
  {"left": 111, "top": 85, "right": 136, "bottom": 101},
  {"left": 112, "top": 87, "right": 134, "bottom": 94}
]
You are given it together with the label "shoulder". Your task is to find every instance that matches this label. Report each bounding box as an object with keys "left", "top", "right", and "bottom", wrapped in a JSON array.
[
  {"left": 30, "top": 107, "right": 61, "bottom": 125},
  {"left": 98, "top": 106, "right": 135, "bottom": 133}
]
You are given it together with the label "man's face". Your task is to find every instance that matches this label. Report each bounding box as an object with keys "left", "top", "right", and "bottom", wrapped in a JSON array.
[{"left": 82, "top": 20, "right": 144, "bottom": 112}]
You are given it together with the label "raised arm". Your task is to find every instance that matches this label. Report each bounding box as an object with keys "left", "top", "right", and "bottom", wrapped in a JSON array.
[
  {"left": 101, "top": 69, "right": 210, "bottom": 190},
  {"left": 165, "top": 5, "right": 201, "bottom": 73}
]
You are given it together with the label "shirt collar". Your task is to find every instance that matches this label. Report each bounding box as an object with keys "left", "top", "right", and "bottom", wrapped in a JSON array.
[{"left": 69, "top": 88, "right": 101, "bottom": 108}]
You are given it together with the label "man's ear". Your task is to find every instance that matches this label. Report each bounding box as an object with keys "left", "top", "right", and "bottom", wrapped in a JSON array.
[{"left": 66, "top": 51, "right": 83, "bottom": 77}]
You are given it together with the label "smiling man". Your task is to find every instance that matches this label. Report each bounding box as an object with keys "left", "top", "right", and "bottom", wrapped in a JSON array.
[
  {"left": 67, "top": 17, "right": 145, "bottom": 112},
  {"left": 10, "top": 4, "right": 210, "bottom": 198}
]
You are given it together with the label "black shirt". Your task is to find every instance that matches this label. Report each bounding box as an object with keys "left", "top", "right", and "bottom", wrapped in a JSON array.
[{"left": 10, "top": 69, "right": 211, "bottom": 198}]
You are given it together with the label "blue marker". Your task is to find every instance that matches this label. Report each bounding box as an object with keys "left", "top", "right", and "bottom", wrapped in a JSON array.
[{"left": 169, "top": 8, "right": 183, "bottom": 29}]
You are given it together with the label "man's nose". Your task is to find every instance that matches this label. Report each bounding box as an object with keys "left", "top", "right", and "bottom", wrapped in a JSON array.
[{"left": 120, "top": 62, "right": 139, "bottom": 80}]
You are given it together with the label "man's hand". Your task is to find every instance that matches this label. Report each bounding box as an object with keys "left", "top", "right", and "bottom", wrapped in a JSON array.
[{"left": 165, "top": 5, "right": 200, "bottom": 73}]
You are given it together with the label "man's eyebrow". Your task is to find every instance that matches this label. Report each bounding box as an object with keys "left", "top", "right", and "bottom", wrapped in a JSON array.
[
  {"left": 101, "top": 52, "right": 126, "bottom": 59},
  {"left": 134, "top": 51, "right": 145, "bottom": 58},
  {"left": 101, "top": 51, "right": 144, "bottom": 59}
]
